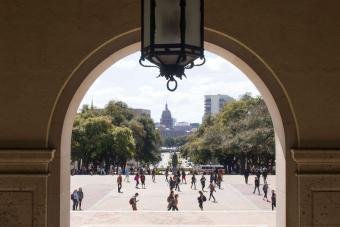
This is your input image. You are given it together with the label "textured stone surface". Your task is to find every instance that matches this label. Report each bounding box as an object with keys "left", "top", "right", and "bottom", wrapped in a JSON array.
[
  {"left": 0, "top": 191, "right": 33, "bottom": 227},
  {"left": 313, "top": 191, "right": 340, "bottom": 226},
  {"left": 0, "top": 149, "right": 53, "bottom": 227},
  {"left": 293, "top": 149, "right": 340, "bottom": 227}
]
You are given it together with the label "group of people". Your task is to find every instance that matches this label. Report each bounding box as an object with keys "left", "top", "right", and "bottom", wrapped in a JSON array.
[
  {"left": 164, "top": 188, "right": 212, "bottom": 211},
  {"left": 126, "top": 168, "right": 223, "bottom": 211},
  {"left": 246, "top": 167, "right": 276, "bottom": 210},
  {"left": 113, "top": 167, "right": 157, "bottom": 193},
  {"left": 71, "top": 187, "right": 84, "bottom": 210},
  {"left": 72, "top": 166, "right": 277, "bottom": 212},
  {"left": 71, "top": 164, "right": 157, "bottom": 176}
]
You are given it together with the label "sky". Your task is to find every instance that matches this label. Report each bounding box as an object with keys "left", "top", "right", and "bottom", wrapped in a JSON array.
[{"left": 79, "top": 51, "right": 260, "bottom": 123}]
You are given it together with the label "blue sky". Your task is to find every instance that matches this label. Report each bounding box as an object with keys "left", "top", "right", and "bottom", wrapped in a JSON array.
[{"left": 79, "top": 51, "right": 260, "bottom": 123}]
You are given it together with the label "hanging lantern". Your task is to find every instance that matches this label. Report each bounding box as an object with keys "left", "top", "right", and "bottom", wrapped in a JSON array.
[{"left": 140, "top": 0, "right": 205, "bottom": 91}]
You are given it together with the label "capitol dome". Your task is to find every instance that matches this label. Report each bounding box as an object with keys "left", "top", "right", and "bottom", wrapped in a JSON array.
[{"left": 160, "top": 103, "right": 173, "bottom": 129}]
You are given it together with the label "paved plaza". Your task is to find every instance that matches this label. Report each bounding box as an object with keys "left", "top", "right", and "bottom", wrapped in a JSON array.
[{"left": 71, "top": 175, "right": 276, "bottom": 227}]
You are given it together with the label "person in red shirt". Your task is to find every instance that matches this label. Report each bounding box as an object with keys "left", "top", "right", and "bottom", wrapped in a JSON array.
[
  {"left": 134, "top": 173, "right": 140, "bottom": 189},
  {"left": 141, "top": 174, "right": 146, "bottom": 189}
]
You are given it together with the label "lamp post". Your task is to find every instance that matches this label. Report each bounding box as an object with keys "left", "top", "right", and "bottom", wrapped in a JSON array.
[{"left": 140, "top": 0, "right": 205, "bottom": 91}]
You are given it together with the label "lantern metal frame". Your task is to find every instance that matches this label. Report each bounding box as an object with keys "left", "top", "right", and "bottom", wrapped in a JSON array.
[{"left": 140, "top": 0, "right": 205, "bottom": 91}]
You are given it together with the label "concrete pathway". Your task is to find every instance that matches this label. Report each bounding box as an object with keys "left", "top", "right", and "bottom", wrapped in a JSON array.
[{"left": 70, "top": 175, "right": 276, "bottom": 227}]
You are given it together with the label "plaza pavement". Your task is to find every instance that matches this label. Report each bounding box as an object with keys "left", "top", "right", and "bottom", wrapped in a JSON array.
[{"left": 71, "top": 175, "right": 276, "bottom": 227}]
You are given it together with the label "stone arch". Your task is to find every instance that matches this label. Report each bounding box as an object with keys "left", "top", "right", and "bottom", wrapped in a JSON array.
[{"left": 48, "top": 28, "right": 298, "bottom": 227}]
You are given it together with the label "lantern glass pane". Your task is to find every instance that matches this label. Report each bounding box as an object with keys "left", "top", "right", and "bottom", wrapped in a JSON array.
[
  {"left": 185, "top": 0, "right": 201, "bottom": 48},
  {"left": 143, "top": 0, "right": 151, "bottom": 48},
  {"left": 179, "top": 55, "right": 196, "bottom": 66},
  {"left": 155, "top": 0, "right": 181, "bottom": 44},
  {"left": 158, "top": 55, "right": 179, "bottom": 65}
]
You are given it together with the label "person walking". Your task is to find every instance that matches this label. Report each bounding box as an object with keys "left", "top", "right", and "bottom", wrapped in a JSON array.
[
  {"left": 175, "top": 176, "right": 181, "bottom": 191},
  {"left": 117, "top": 174, "right": 123, "bottom": 193},
  {"left": 124, "top": 166, "right": 130, "bottom": 182},
  {"left": 181, "top": 169, "right": 187, "bottom": 184},
  {"left": 255, "top": 168, "right": 261, "bottom": 185},
  {"left": 271, "top": 190, "right": 276, "bottom": 210},
  {"left": 152, "top": 168, "right": 156, "bottom": 183},
  {"left": 129, "top": 193, "right": 139, "bottom": 211},
  {"left": 197, "top": 191, "right": 207, "bottom": 210},
  {"left": 176, "top": 170, "right": 181, "bottom": 179},
  {"left": 263, "top": 182, "right": 269, "bottom": 201},
  {"left": 244, "top": 168, "right": 250, "bottom": 184},
  {"left": 209, "top": 182, "right": 216, "bottom": 202},
  {"left": 71, "top": 189, "right": 79, "bottom": 210},
  {"left": 262, "top": 167, "right": 268, "bottom": 184},
  {"left": 172, "top": 194, "right": 179, "bottom": 211},
  {"left": 77, "top": 187, "right": 84, "bottom": 210},
  {"left": 100, "top": 166, "right": 106, "bottom": 175},
  {"left": 216, "top": 173, "right": 222, "bottom": 189},
  {"left": 200, "top": 174, "right": 206, "bottom": 191},
  {"left": 167, "top": 190, "right": 175, "bottom": 211},
  {"left": 191, "top": 174, "right": 197, "bottom": 190},
  {"left": 169, "top": 176, "right": 175, "bottom": 191},
  {"left": 165, "top": 168, "right": 169, "bottom": 182},
  {"left": 214, "top": 168, "right": 219, "bottom": 184},
  {"left": 141, "top": 174, "right": 146, "bottom": 189},
  {"left": 253, "top": 176, "right": 260, "bottom": 195},
  {"left": 209, "top": 172, "right": 215, "bottom": 183},
  {"left": 89, "top": 166, "right": 94, "bottom": 176},
  {"left": 134, "top": 173, "right": 140, "bottom": 189}
]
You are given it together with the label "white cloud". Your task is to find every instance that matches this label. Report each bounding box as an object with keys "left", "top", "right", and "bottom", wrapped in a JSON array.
[
  {"left": 205, "top": 55, "right": 227, "bottom": 72},
  {"left": 111, "top": 58, "right": 138, "bottom": 69}
]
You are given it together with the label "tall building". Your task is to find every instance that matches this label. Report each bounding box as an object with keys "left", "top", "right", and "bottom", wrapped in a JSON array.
[
  {"left": 160, "top": 103, "right": 173, "bottom": 129},
  {"left": 204, "top": 94, "right": 234, "bottom": 116}
]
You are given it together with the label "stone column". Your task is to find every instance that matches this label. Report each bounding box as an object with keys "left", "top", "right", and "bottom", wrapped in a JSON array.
[
  {"left": 0, "top": 149, "right": 55, "bottom": 227},
  {"left": 292, "top": 149, "right": 340, "bottom": 227}
]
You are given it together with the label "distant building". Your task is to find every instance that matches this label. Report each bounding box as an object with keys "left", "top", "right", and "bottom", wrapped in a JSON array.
[
  {"left": 155, "top": 122, "right": 161, "bottom": 128},
  {"left": 157, "top": 104, "right": 198, "bottom": 139},
  {"left": 159, "top": 128, "right": 191, "bottom": 138},
  {"left": 160, "top": 103, "right": 173, "bottom": 129},
  {"left": 174, "top": 122, "right": 192, "bottom": 131},
  {"left": 190, "top": 123, "right": 200, "bottom": 129},
  {"left": 204, "top": 94, "right": 234, "bottom": 117},
  {"left": 131, "top": 108, "right": 151, "bottom": 117}
]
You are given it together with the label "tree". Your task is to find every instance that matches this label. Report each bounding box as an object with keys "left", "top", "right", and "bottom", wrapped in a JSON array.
[
  {"left": 111, "top": 126, "right": 136, "bottom": 166},
  {"left": 71, "top": 116, "right": 113, "bottom": 167},
  {"left": 103, "top": 101, "right": 133, "bottom": 126},
  {"left": 180, "top": 94, "right": 275, "bottom": 173},
  {"left": 71, "top": 100, "right": 161, "bottom": 169},
  {"left": 130, "top": 116, "right": 161, "bottom": 164}
]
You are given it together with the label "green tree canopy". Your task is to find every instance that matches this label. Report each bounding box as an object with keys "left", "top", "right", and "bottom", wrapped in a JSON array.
[
  {"left": 103, "top": 101, "right": 134, "bottom": 126},
  {"left": 71, "top": 101, "right": 161, "bottom": 167},
  {"left": 180, "top": 94, "right": 274, "bottom": 172}
]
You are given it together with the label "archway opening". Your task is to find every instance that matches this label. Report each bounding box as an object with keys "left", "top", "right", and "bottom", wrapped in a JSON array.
[{"left": 59, "top": 35, "right": 287, "bottom": 227}]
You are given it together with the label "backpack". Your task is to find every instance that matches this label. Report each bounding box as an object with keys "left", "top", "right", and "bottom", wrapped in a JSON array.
[
  {"left": 71, "top": 194, "right": 74, "bottom": 200},
  {"left": 263, "top": 184, "right": 268, "bottom": 191},
  {"left": 129, "top": 198, "right": 134, "bottom": 205},
  {"left": 202, "top": 195, "right": 207, "bottom": 202},
  {"left": 167, "top": 196, "right": 173, "bottom": 203}
]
